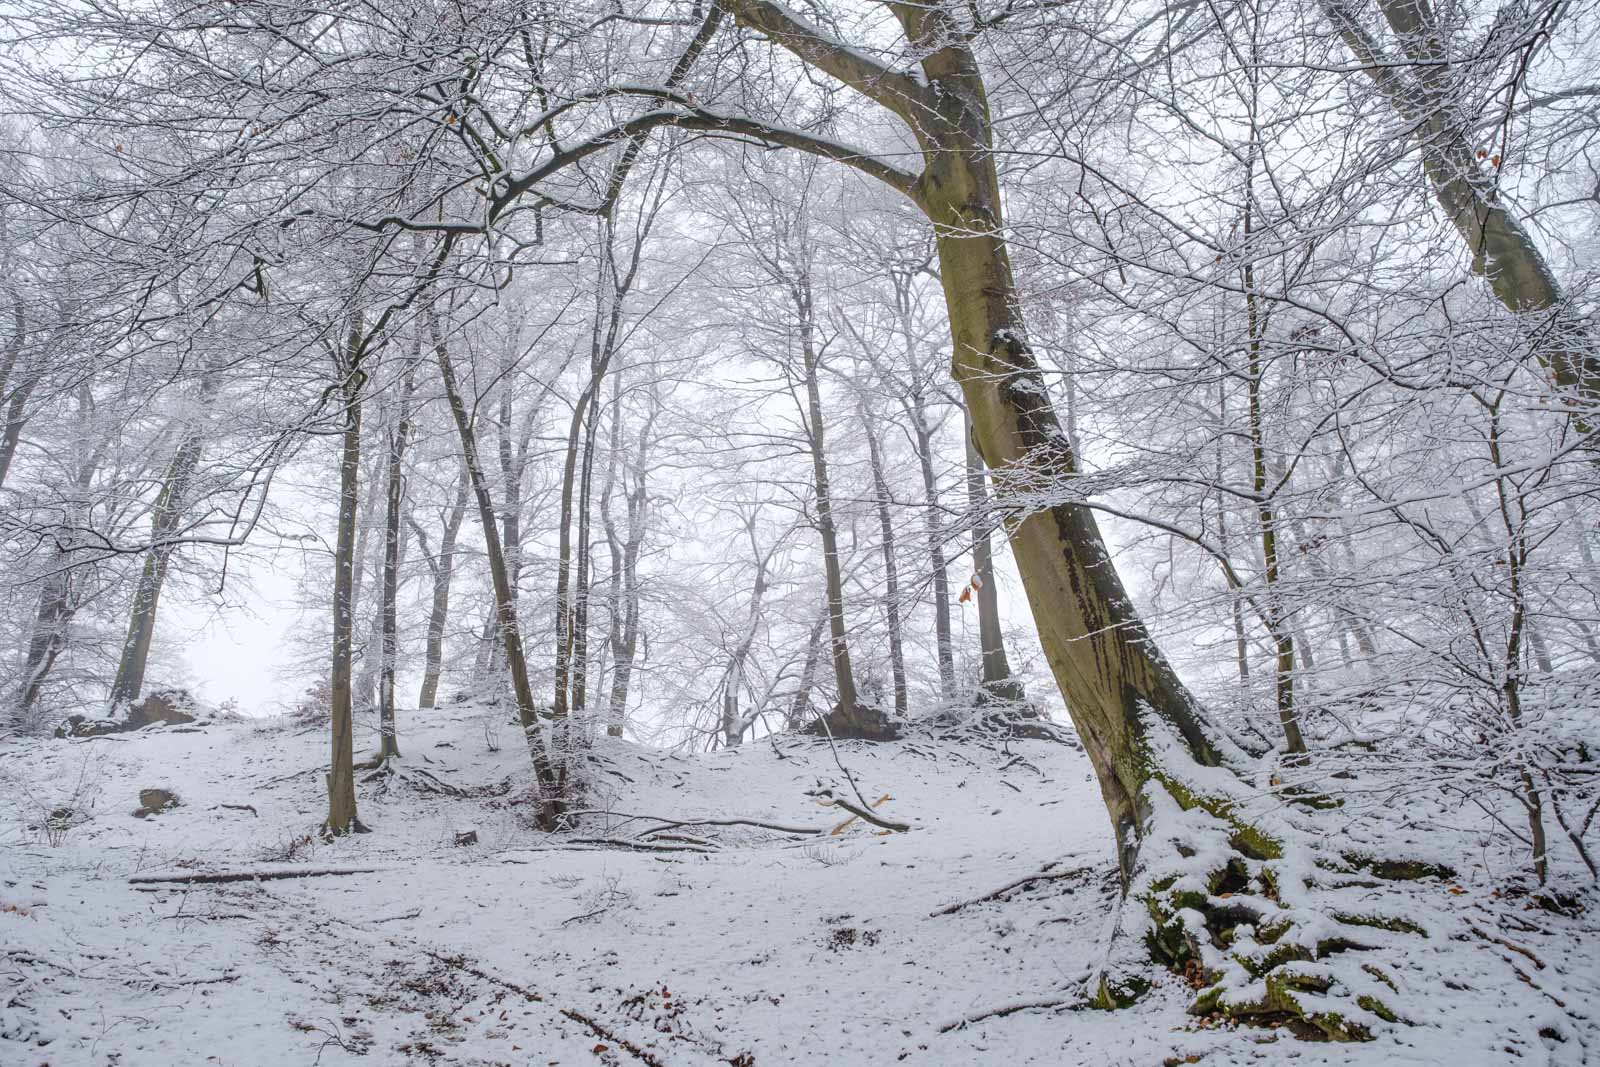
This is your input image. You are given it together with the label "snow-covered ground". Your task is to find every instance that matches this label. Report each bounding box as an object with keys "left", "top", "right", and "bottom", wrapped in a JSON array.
[{"left": 3, "top": 706, "right": 1596, "bottom": 1066}]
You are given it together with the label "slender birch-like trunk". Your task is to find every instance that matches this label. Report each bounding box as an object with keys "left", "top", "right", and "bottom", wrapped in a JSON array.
[
  {"left": 862, "top": 403, "right": 908, "bottom": 718},
  {"left": 416, "top": 468, "right": 469, "bottom": 709},
  {"left": 963, "top": 411, "right": 1024, "bottom": 704}
]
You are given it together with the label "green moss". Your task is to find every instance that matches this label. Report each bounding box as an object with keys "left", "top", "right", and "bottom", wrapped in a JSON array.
[
  {"left": 1342, "top": 854, "right": 1455, "bottom": 881},
  {"left": 1154, "top": 772, "right": 1283, "bottom": 861},
  {"left": 1091, "top": 974, "right": 1150, "bottom": 1010},
  {"left": 1357, "top": 995, "right": 1398, "bottom": 1024},
  {"left": 1331, "top": 912, "right": 1426, "bottom": 936},
  {"left": 1360, "top": 963, "right": 1398, "bottom": 992}
]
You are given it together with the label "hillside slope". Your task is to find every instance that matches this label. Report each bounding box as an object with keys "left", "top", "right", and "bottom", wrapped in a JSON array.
[{"left": 2, "top": 705, "right": 1596, "bottom": 1066}]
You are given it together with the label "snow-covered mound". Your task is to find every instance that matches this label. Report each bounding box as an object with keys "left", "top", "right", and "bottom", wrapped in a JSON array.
[{"left": 2, "top": 706, "right": 1595, "bottom": 1065}]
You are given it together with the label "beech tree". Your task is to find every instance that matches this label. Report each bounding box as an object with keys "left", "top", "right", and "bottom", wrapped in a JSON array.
[{"left": 10, "top": 0, "right": 1599, "bottom": 1039}]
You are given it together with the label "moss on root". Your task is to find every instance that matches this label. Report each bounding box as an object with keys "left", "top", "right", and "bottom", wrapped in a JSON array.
[{"left": 1112, "top": 774, "right": 1415, "bottom": 1040}]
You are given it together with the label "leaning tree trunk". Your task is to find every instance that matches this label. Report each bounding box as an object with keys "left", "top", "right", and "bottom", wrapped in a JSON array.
[
  {"left": 432, "top": 309, "right": 560, "bottom": 828},
  {"left": 1323, "top": 0, "right": 1600, "bottom": 423},
  {"left": 108, "top": 365, "right": 222, "bottom": 709},
  {"left": 749, "top": 3, "right": 1405, "bottom": 1032},
  {"left": 963, "top": 410, "right": 1025, "bottom": 705},
  {"left": 785, "top": 605, "right": 829, "bottom": 730}
]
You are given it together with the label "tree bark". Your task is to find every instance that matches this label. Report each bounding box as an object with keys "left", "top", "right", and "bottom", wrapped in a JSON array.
[
  {"left": 723, "top": 509, "right": 775, "bottom": 745},
  {"left": 786, "top": 605, "right": 829, "bottom": 729},
  {"left": 375, "top": 347, "right": 418, "bottom": 761},
  {"left": 964, "top": 410, "right": 1024, "bottom": 704},
  {"left": 910, "top": 394, "right": 958, "bottom": 701},
  {"left": 416, "top": 467, "right": 469, "bottom": 709},
  {"left": 795, "top": 269, "right": 872, "bottom": 733},
  {"left": 1323, "top": 0, "right": 1600, "bottom": 423},
  {"left": 790, "top": 0, "right": 1222, "bottom": 871},
  {"left": 862, "top": 402, "right": 909, "bottom": 718},
  {"left": 0, "top": 305, "right": 29, "bottom": 493},
  {"left": 325, "top": 316, "right": 367, "bottom": 837},
  {"left": 601, "top": 383, "right": 652, "bottom": 738},
  {"left": 108, "top": 364, "right": 223, "bottom": 708},
  {"left": 15, "top": 394, "right": 106, "bottom": 721},
  {"left": 432, "top": 307, "right": 560, "bottom": 828}
]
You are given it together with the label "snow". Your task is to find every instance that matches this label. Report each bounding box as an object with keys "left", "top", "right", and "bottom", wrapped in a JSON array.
[{"left": 2, "top": 706, "right": 1597, "bottom": 1065}]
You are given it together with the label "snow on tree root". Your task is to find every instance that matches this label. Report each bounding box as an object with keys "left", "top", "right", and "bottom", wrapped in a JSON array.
[{"left": 1093, "top": 716, "right": 1444, "bottom": 1041}]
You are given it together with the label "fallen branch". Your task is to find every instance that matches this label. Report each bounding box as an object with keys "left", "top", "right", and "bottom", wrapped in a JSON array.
[
  {"left": 566, "top": 837, "right": 717, "bottom": 854},
  {"left": 827, "top": 794, "right": 892, "bottom": 835},
  {"left": 129, "top": 867, "right": 382, "bottom": 887},
  {"left": 931, "top": 862, "right": 1093, "bottom": 916},
  {"left": 372, "top": 908, "right": 423, "bottom": 924},
  {"left": 821, "top": 795, "right": 910, "bottom": 833},
  {"left": 255, "top": 767, "right": 320, "bottom": 788},
  {"left": 939, "top": 995, "right": 1073, "bottom": 1032},
  {"left": 635, "top": 815, "right": 823, "bottom": 838}
]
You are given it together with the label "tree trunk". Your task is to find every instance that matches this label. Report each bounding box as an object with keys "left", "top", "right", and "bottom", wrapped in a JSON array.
[
  {"left": 0, "top": 306, "right": 29, "bottom": 493},
  {"left": 910, "top": 398, "right": 958, "bottom": 701},
  {"left": 861, "top": 403, "right": 908, "bottom": 718},
  {"left": 572, "top": 373, "right": 603, "bottom": 719},
  {"left": 108, "top": 365, "right": 222, "bottom": 708},
  {"left": 723, "top": 510, "right": 775, "bottom": 746},
  {"left": 15, "top": 390, "right": 105, "bottom": 720},
  {"left": 325, "top": 318, "right": 366, "bottom": 837},
  {"left": 17, "top": 567, "right": 74, "bottom": 717},
  {"left": 786, "top": 606, "right": 829, "bottom": 729},
  {"left": 376, "top": 349, "right": 418, "bottom": 761},
  {"left": 602, "top": 385, "right": 652, "bottom": 738},
  {"left": 350, "top": 457, "right": 389, "bottom": 711},
  {"left": 796, "top": 271, "right": 884, "bottom": 737},
  {"left": 964, "top": 410, "right": 1025, "bottom": 704},
  {"left": 417, "top": 468, "right": 469, "bottom": 709},
  {"left": 877, "top": 14, "right": 1220, "bottom": 871},
  {"left": 1324, "top": 0, "right": 1600, "bottom": 421},
  {"left": 432, "top": 308, "right": 560, "bottom": 828}
]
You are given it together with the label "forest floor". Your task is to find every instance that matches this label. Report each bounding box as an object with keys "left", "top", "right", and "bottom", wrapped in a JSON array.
[{"left": 2, "top": 704, "right": 1597, "bottom": 1066}]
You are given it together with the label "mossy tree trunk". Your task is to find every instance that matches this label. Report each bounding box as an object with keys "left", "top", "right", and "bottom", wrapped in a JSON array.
[
  {"left": 887, "top": 12, "right": 1221, "bottom": 871},
  {"left": 714, "top": 1, "right": 1413, "bottom": 1035}
]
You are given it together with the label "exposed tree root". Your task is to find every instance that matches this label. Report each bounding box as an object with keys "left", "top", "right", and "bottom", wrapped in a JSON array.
[{"left": 1092, "top": 720, "right": 1442, "bottom": 1041}]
